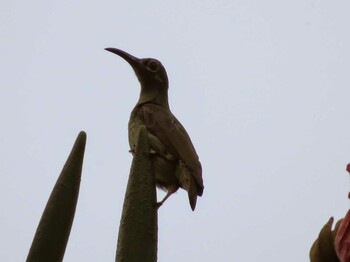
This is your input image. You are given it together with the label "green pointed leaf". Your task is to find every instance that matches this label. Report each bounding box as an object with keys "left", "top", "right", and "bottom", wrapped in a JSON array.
[
  {"left": 310, "top": 217, "right": 340, "bottom": 262},
  {"left": 116, "top": 126, "right": 157, "bottom": 262},
  {"left": 27, "top": 131, "right": 87, "bottom": 262}
]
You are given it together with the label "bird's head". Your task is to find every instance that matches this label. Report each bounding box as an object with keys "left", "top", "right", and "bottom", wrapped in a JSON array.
[{"left": 106, "top": 48, "right": 169, "bottom": 106}]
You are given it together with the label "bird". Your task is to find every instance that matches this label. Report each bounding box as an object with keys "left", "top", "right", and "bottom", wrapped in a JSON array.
[{"left": 105, "top": 47, "right": 204, "bottom": 210}]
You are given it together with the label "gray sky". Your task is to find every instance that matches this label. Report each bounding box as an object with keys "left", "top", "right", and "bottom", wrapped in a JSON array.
[{"left": 1, "top": 1, "right": 350, "bottom": 261}]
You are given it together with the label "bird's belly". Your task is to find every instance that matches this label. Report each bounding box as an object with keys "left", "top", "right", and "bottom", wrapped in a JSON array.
[{"left": 152, "top": 156, "right": 179, "bottom": 191}]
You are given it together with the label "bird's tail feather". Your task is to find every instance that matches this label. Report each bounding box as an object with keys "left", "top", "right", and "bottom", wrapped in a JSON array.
[
  {"left": 188, "top": 176, "right": 198, "bottom": 211},
  {"left": 176, "top": 162, "right": 200, "bottom": 210}
]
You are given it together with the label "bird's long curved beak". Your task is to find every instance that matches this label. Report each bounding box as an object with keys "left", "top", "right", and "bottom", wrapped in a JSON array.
[{"left": 105, "top": 48, "right": 141, "bottom": 70}]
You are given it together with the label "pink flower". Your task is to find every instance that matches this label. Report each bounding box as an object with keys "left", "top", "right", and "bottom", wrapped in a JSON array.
[
  {"left": 334, "top": 164, "right": 350, "bottom": 262},
  {"left": 335, "top": 210, "right": 350, "bottom": 262}
]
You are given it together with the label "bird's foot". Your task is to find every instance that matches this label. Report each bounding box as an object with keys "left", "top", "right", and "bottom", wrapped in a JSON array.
[
  {"left": 149, "top": 148, "right": 157, "bottom": 155},
  {"left": 129, "top": 145, "right": 136, "bottom": 156},
  {"left": 148, "top": 148, "right": 176, "bottom": 162},
  {"left": 155, "top": 201, "right": 163, "bottom": 209},
  {"left": 163, "top": 153, "right": 176, "bottom": 161}
]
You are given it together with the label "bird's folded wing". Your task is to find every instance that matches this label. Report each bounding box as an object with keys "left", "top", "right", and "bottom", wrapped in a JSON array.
[{"left": 141, "top": 104, "right": 203, "bottom": 193}]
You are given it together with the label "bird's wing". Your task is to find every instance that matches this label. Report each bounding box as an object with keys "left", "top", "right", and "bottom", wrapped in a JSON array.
[{"left": 141, "top": 103, "right": 203, "bottom": 194}]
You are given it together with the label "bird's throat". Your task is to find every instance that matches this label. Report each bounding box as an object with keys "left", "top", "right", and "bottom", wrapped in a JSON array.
[{"left": 137, "top": 89, "right": 169, "bottom": 108}]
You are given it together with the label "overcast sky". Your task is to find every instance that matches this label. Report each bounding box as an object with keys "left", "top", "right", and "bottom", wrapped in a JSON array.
[{"left": 1, "top": 1, "right": 350, "bottom": 261}]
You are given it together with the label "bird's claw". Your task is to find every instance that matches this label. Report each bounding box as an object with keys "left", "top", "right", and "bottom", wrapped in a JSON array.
[
  {"left": 149, "top": 148, "right": 157, "bottom": 155},
  {"left": 129, "top": 145, "right": 136, "bottom": 156},
  {"left": 148, "top": 148, "right": 176, "bottom": 161},
  {"left": 155, "top": 201, "right": 163, "bottom": 209}
]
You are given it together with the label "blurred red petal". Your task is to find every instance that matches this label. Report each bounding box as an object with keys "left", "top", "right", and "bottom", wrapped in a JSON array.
[{"left": 335, "top": 209, "right": 350, "bottom": 262}]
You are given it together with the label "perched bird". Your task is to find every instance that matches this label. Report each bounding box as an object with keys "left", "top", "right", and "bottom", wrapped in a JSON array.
[{"left": 105, "top": 48, "right": 204, "bottom": 210}]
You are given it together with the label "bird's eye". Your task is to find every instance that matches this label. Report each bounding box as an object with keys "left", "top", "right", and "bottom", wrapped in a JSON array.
[{"left": 147, "top": 60, "right": 160, "bottom": 72}]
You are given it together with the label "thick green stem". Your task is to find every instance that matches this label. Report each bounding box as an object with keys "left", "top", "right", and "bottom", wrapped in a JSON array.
[
  {"left": 27, "top": 131, "right": 87, "bottom": 262},
  {"left": 116, "top": 126, "right": 158, "bottom": 262}
]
